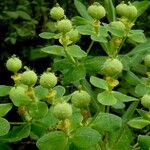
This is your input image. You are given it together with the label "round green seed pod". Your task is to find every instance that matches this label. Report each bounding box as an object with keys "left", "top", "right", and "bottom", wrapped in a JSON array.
[
  {"left": 53, "top": 103, "right": 72, "bottom": 120},
  {"left": 116, "top": 3, "right": 128, "bottom": 17},
  {"left": 67, "top": 29, "right": 80, "bottom": 42},
  {"left": 57, "top": 19, "right": 72, "bottom": 33},
  {"left": 40, "top": 72, "right": 57, "bottom": 89},
  {"left": 102, "top": 58, "right": 123, "bottom": 77},
  {"left": 110, "top": 21, "right": 126, "bottom": 31},
  {"left": 141, "top": 94, "right": 150, "bottom": 109},
  {"left": 71, "top": 90, "right": 91, "bottom": 108},
  {"left": 50, "top": 5, "right": 64, "bottom": 20},
  {"left": 87, "top": 2, "right": 106, "bottom": 20},
  {"left": 6, "top": 55, "right": 22, "bottom": 72},
  {"left": 20, "top": 70, "right": 37, "bottom": 86},
  {"left": 144, "top": 54, "right": 150, "bottom": 67},
  {"left": 126, "top": 4, "right": 137, "bottom": 20}
]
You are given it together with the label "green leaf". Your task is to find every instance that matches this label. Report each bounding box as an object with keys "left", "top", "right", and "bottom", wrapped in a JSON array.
[
  {"left": 27, "top": 102, "right": 48, "bottom": 119},
  {"left": 72, "top": 16, "right": 90, "bottom": 26},
  {"left": 137, "top": 109, "right": 150, "bottom": 121},
  {"left": 128, "top": 30, "right": 147, "bottom": 43},
  {"left": 0, "top": 85, "right": 12, "bottom": 97},
  {"left": 39, "top": 32, "right": 56, "bottom": 39},
  {"left": 104, "top": 0, "right": 116, "bottom": 22},
  {"left": 91, "top": 35, "right": 107, "bottom": 43},
  {"left": 0, "top": 118, "right": 10, "bottom": 136},
  {"left": 72, "top": 127, "right": 101, "bottom": 149},
  {"left": 4, "top": 11, "right": 18, "bottom": 19},
  {"left": 0, "top": 124, "right": 31, "bottom": 142},
  {"left": 124, "top": 71, "right": 141, "bottom": 86},
  {"left": 133, "top": 1, "right": 150, "bottom": 17},
  {"left": 91, "top": 113, "right": 122, "bottom": 133},
  {"left": 34, "top": 86, "right": 48, "bottom": 100},
  {"left": 74, "top": 0, "right": 92, "bottom": 20},
  {"left": 90, "top": 76, "right": 108, "bottom": 90},
  {"left": 53, "top": 86, "right": 66, "bottom": 98},
  {"left": 17, "top": 11, "right": 31, "bottom": 20},
  {"left": 67, "top": 45, "right": 87, "bottom": 58},
  {"left": 36, "top": 131, "right": 68, "bottom": 150},
  {"left": 135, "top": 84, "right": 150, "bottom": 97},
  {"left": 0, "top": 103, "right": 12, "bottom": 117},
  {"left": 138, "top": 135, "right": 150, "bottom": 150},
  {"left": 108, "top": 26, "right": 125, "bottom": 37},
  {"left": 128, "top": 117, "right": 150, "bottom": 129},
  {"left": 41, "top": 45, "right": 64, "bottom": 56},
  {"left": 127, "top": 40, "right": 150, "bottom": 56},
  {"left": 97, "top": 91, "right": 117, "bottom": 106},
  {"left": 63, "top": 65, "right": 86, "bottom": 85},
  {"left": 77, "top": 25, "right": 95, "bottom": 35},
  {"left": 112, "top": 91, "right": 138, "bottom": 102}
]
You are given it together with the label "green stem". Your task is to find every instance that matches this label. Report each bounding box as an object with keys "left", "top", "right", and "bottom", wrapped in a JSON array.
[
  {"left": 87, "top": 40, "right": 94, "bottom": 54},
  {"left": 9, "top": 122, "right": 27, "bottom": 125}
]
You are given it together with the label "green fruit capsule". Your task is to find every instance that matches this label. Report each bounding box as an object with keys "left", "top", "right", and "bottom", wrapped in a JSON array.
[
  {"left": 53, "top": 103, "right": 72, "bottom": 120},
  {"left": 67, "top": 29, "right": 80, "bottom": 42},
  {"left": 87, "top": 2, "right": 106, "bottom": 20},
  {"left": 144, "top": 54, "right": 150, "bottom": 67},
  {"left": 40, "top": 72, "right": 57, "bottom": 89},
  {"left": 141, "top": 94, "right": 150, "bottom": 109},
  {"left": 50, "top": 5, "right": 64, "bottom": 20},
  {"left": 71, "top": 90, "right": 91, "bottom": 108},
  {"left": 126, "top": 4, "right": 137, "bottom": 20},
  {"left": 57, "top": 19, "right": 72, "bottom": 33},
  {"left": 102, "top": 58, "right": 123, "bottom": 77},
  {"left": 110, "top": 21, "right": 126, "bottom": 31},
  {"left": 116, "top": 3, "right": 128, "bottom": 17},
  {"left": 21, "top": 70, "right": 37, "bottom": 86},
  {"left": 6, "top": 55, "right": 22, "bottom": 72}
]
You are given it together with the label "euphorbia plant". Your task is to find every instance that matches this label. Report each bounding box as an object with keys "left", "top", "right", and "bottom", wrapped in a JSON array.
[{"left": 0, "top": 0, "right": 150, "bottom": 150}]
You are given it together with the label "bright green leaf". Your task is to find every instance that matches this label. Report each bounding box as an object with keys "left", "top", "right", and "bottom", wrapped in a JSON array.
[
  {"left": 0, "top": 103, "right": 12, "bottom": 117},
  {"left": 0, "top": 118, "right": 10, "bottom": 136},
  {"left": 0, "top": 85, "right": 12, "bottom": 97},
  {"left": 39, "top": 32, "right": 56, "bottom": 39},
  {"left": 138, "top": 135, "right": 150, "bottom": 150}
]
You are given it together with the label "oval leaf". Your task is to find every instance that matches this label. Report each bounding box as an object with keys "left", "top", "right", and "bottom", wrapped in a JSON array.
[
  {"left": 0, "top": 118, "right": 10, "bottom": 136},
  {"left": 0, "top": 103, "right": 12, "bottom": 117}
]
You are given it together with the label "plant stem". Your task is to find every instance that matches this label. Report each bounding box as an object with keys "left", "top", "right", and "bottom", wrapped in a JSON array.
[
  {"left": 10, "top": 122, "right": 27, "bottom": 125},
  {"left": 87, "top": 40, "right": 94, "bottom": 54}
]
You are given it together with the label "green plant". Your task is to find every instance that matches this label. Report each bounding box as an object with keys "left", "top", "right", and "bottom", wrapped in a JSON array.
[{"left": 0, "top": 0, "right": 150, "bottom": 150}]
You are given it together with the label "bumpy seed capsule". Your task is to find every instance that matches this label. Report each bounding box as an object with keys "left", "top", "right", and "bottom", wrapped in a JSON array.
[
  {"left": 116, "top": 2, "right": 128, "bottom": 17},
  {"left": 102, "top": 58, "right": 123, "bottom": 77},
  {"left": 71, "top": 90, "right": 91, "bottom": 108},
  {"left": 40, "top": 72, "right": 57, "bottom": 89},
  {"left": 87, "top": 2, "right": 106, "bottom": 20},
  {"left": 110, "top": 21, "right": 126, "bottom": 31},
  {"left": 53, "top": 103, "right": 72, "bottom": 120},
  {"left": 21, "top": 70, "right": 37, "bottom": 86},
  {"left": 144, "top": 54, "right": 150, "bottom": 67},
  {"left": 6, "top": 55, "right": 22, "bottom": 72},
  {"left": 50, "top": 5, "right": 64, "bottom": 20},
  {"left": 126, "top": 4, "right": 137, "bottom": 20},
  {"left": 67, "top": 29, "right": 80, "bottom": 42},
  {"left": 57, "top": 19, "right": 72, "bottom": 33},
  {"left": 141, "top": 94, "right": 150, "bottom": 109}
]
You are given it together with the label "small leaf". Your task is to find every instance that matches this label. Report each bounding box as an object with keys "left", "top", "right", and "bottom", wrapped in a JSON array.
[
  {"left": 0, "top": 85, "right": 12, "bottom": 97},
  {"left": 104, "top": 0, "right": 116, "bottom": 22},
  {"left": 128, "top": 118, "right": 150, "bottom": 129},
  {"left": 90, "top": 76, "right": 108, "bottom": 90},
  {"left": 91, "top": 113, "right": 122, "bottom": 133},
  {"left": 4, "top": 11, "right": 18, "bottom": 19},
  {"left": 128, "top": 30, "right": 147, "bottom": 43},
  {"left": 53, "top": 86, "right": 66, "bottom": 98},
  {"left": 36, "top": 131, "right": 68, "bottom": 150},
  {"left": 138, "top": 135, "right": 150, "bottom": 150},
  {"left": 112, "top": 91, "right": 138, "bottom": 102},
  {"left": 77, "top": 25, "right": 95, "bottom": 35},
  {"left": 0, "top": 103, "right": 12, "bottom": 117},
  {"left": 91, "top": 35, "right": 107, "bottom": 43},
  {"left": 41, "top": 45, "right": 64, "bottom": 56},
  {"left": 63, "top": 65, "right": 86, "bottom": 85},
  {"left": 0, "top": 118, "right": 10, "bottom": 136},
  {"left": 27, "top": 102, "right": 48, "bottom": 119},
  {"left": 17, "top": 11, "right": 31, "bottom": 20},
  {"left": 0, "top": 124, "right": 31, "bottom": 142},
  {"left": 34, "top": 86, "right": 48, "bottom": 100},
  {"left": 39, "top": 32, "right": 56, "bottom": 39},
  {"left": 135, "top": 84, "right": 150, "bottom": 97},
  {"left": 72, "top": 127, "right": 101, "bottom": 149},
  {"left": 72, "top": 16, "right": 90, "bottom": 26},
  {"left": 67, "top": 45, "right": 87, "bottom": 58},
  {"left": 74, "top": 0, "right": 92, "bottom": 20},
  {"left": 97, "top": 91, "right": 117, "bottom": 106}
]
